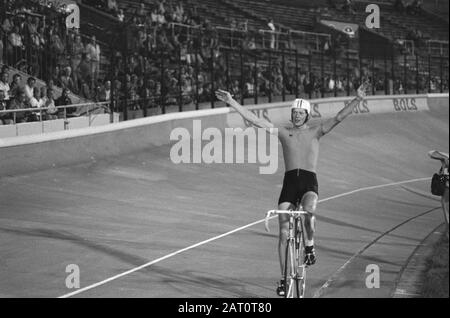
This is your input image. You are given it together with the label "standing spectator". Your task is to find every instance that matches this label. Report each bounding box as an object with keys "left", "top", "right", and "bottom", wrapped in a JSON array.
[
  {"left": 76, "top": 53, "right": 91, "bottom": 88},
  {"left": 8, "top": 26, "right": 25, "bottom": 63},
  {"left": 49, "top": 29, "right": 65, "bottom": 65},
  {"left": 0, "top": 29, "right": 4, "bottom": 66},
  {"left": 0, "top": 72, "right": 10, "bottom": 101},
  {"left": 85, "top": 36, "right": 101, "bottom": 87},
  {"left": 267, "top": 18, "right": 276, "bottom": 50},
  {"left": 70, "top": 34, "right": 85, "bottom": 88},
  {"left": 60, "top": 66, "right": 76, "bottom": 93}
]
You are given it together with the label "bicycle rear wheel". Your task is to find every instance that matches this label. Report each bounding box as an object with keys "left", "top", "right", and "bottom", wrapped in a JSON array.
[{"left": 295, "top": 218, "right": 307, "bottom": 298}]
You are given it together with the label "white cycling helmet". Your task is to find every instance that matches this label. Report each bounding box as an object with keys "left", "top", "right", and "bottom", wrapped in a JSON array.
[{"left": 291, "top": 98, "right": 311, "bottom": 114}]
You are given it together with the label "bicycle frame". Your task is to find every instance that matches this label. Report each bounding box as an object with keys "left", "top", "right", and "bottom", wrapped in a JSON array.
[{"left": 265, "top": 209, "right": 309, "bottom": 298}]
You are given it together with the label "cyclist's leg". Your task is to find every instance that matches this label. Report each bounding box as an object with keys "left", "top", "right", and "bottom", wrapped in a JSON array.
[
  {"left": 301, "top": 191, "right": 318, "bottom": 242},
  {"left": 278, "top": 201, "right": 295, "bottom": 276},
  {"left": 301, "top": 191, "right": 318, "bottom": 265}
]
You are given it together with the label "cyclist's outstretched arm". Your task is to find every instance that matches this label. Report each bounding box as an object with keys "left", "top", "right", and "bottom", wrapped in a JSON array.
[
  {"left": 319, "top": 82, "right": 370, "bottom": 137},
  {"left": 215, "top": 89, "right": 279, "bottom": 134}
]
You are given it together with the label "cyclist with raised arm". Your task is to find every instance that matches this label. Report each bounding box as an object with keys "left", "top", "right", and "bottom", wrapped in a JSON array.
[{"left": 215, "top": 83, "right": 369, "bottom": 296}]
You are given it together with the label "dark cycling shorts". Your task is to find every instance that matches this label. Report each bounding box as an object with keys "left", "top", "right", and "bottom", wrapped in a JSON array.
[{"left": 278, "top": 169, "right": 319, "bottom": 206}]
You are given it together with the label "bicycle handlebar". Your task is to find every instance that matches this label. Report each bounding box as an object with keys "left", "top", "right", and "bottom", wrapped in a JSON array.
[{"left": 264, "top": 210, "right": 309, "bottom": 233}]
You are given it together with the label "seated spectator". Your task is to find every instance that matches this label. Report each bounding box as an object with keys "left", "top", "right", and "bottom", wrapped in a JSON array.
[
  {"left": 56, "top": 87, "right": 75, "bottom": 115},
  {"left": 42, "top": 88, "right": 58, "bottom": 120},
  {"left": 98, "top": 80, "right": 112, "bottom": 102},
  {"left": 9, "top": 73, "right": 22, "bottom": 98},
  {"left": 24, "top": 77, "right": 36, "bottom": 102},
  {"left": 60, "top": 66, "right": 76, "bottom": 93},
  {"left": 0, "top": 72, "right": 10, "bottom": 101},
  {"left": 0, "top": 89, "right": 13, "bottom": 125},
  {"left": 8, "top": 88, "right": 28, "bottom": 123},
  {"left": 29, "top": 86, "right": 43, "bottom": 108}
]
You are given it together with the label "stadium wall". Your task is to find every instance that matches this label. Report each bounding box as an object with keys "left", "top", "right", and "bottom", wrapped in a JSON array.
[{"left": 0, "top": 94, "right": 448, "bottom": 178}]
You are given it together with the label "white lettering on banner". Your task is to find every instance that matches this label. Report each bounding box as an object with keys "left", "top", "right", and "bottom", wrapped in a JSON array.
[
  {"left": 243, "top": 109, "right": 271, "bottom": 127},
  {"left": 393, "top": 98, "right": 418, "bottom": 112},
  {"left": 349, "top": 100, "right": 370, "bottom": 114},
  {"left": 311, "top": 104, "right": 322, "bottom": 118}
]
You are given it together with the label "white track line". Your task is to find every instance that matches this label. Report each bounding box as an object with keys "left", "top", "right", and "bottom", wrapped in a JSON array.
[{"left": 58, "top": 177, "right": 429, "bottom": 298}]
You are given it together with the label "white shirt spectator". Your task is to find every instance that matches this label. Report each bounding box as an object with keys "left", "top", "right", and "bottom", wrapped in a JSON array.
[
  {"left": 25, "top": 84, "right": 34, "bottom": 101},
  {"left": 30, "top": 96, "right": 44, "bottom": 118},
  {"left": 328, "top": 78, "right": 335, "bottom": 91},
  {"left": 0, "top": 81, "right": 10, "bottom": 100},
  {"left": 30, "top": 96, "right": 44, "bottom": 108},
  {"left": 9, "top": 32, "right": 23, "bottom": 47},
  {"left": 42, "top": 96, "right": 58, "bottom": 114},
  {"left": 86, "top": 42, "right": 101, "bottom": 62}
]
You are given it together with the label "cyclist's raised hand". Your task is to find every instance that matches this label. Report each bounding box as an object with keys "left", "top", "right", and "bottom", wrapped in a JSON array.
[{"left": 215, "top": 89, "right": 234, "bottom": 104}]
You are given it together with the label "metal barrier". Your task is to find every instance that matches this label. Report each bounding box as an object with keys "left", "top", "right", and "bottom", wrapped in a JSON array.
[{"left": 0, "top": 101, "right": 111, "bottom": 125}]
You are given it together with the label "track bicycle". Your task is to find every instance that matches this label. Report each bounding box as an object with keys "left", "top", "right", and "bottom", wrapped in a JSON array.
[{"left": 265, "top": 206, "right": 309, "bottom": 298}]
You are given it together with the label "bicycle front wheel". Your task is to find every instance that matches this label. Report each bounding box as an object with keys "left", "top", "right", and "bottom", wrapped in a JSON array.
[{"left": 283, "top": 238, "right": 296, "bottom": 298}]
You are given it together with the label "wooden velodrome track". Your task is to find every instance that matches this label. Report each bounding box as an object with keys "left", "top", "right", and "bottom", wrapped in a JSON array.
[{"left": 0, "top": 104, "right": 448, "bottom": 298}]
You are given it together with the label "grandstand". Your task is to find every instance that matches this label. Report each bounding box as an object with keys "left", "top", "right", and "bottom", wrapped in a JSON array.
[{"left": 0, "top": 0, "right": 448, "bottom": 134}]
